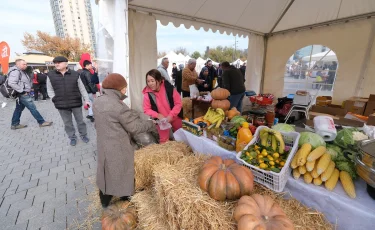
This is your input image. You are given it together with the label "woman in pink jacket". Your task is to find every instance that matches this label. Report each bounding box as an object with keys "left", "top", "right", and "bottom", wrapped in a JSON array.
[{"left": 143, "top": 69, "right": 182, "bottom": 143}]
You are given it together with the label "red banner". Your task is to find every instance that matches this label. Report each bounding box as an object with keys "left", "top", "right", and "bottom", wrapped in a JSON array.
[{"left": 0, "top": 41, "right": 10, "bottom": 74}]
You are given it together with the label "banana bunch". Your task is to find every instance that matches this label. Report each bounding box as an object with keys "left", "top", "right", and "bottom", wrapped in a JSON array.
[
  {"left": 204, "top": 107, "right": 225, "bottom": 128},
  {"left": 259, "top": 128, "right": 285, "bottom": 154}
]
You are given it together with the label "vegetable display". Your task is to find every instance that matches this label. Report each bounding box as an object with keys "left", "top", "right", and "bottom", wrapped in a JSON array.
[
  {"left": 298, "top": 132, "right": 326, "bottom": 149},
  {"left": 203, "top": 107, "right": 225, "bottom": 128},
  {"left": 272, "top": 123, "right": 295, "bottom": 132},
  {"left": 210, "top": 88, "right": 230, "bottom": 100},
  {"left": 101, "top": 201, "right": 137, "bottom": 230},
  {"left": 211, "top": 99, "right": 231, "bottom": 111}
]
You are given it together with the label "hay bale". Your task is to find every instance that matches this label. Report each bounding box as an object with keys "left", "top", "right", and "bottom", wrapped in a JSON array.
[
  {"left": 131, "top": 190, "right": 168, "bottom": 230},
  {"left": 134, "top": 141, "right": 192, "bottom": 190},
  {"left": 153, "top": 154, "right": 236, "bottom": 230},
  {"left": 182, "top": 97, "right": 210, "bottom": 119}
]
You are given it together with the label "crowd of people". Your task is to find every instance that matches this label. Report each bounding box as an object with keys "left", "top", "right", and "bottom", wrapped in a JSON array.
[{"left": 0, "top": 54, "right": 248, "bottom": 209}]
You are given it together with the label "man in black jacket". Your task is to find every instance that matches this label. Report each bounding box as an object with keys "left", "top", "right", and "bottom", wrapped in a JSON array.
[
  {"left": 47, "top": 56, "right": 91, "bottom": 146},
  {"left": 80, "top": 60, "right": 97, "bottom": 122},
  {"left": 36, "top": 69, "right": 49, "bottom": 101},
  {"left": 221, "top": 61, "right": 246, "bottom": 112}
]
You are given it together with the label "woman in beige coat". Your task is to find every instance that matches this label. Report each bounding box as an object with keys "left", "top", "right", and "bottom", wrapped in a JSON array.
[{"left": 93, "top": 73, "right": 155, "bottom": 207}]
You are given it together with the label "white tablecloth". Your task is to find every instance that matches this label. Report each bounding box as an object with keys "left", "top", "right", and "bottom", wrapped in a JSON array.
[{"left": 174, "top": 129, "right": 375, "bottom": 230}]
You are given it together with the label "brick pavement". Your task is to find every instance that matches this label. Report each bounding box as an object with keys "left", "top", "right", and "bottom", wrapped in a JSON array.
[{"left": 0, "top": 98, "right": 99, "bottom": 230}]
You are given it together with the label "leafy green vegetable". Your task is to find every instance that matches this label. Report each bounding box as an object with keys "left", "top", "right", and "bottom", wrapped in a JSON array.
[
  {"left": 326, "top": 144, "right": 341, "bottom": 161},
  {"left": 335, "top": 161, "right": 357, "bottom": 179},
  {"left": 298, "top": 132, "right": 326, "bottom": 149},
  {"left": 272, "top": 123, "right": 295, "bottom": 132},
  {"left": 333, "top": 128, "right": 358, "bottom": 149}
]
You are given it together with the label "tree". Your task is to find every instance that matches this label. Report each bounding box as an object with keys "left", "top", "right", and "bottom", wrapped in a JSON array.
[
  {"left": 22, "top": 31, "right": 92, "bottom": 61},
  {"left": 204, "top": 46, "right": 247, "bottom": 63},
  {"left": 174, "top": 47, "right": 189, "bottom": 56},
  {"left": 158, "top": 51, "right": 167, "bottom": 58},
  {"left": 191, "top": 51, "right": 201, "bottom": 59}
]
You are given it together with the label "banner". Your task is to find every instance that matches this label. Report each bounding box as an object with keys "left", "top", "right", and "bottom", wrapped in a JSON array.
[{"left": 0, "top": 41, "right": 10, "bottom": 74}]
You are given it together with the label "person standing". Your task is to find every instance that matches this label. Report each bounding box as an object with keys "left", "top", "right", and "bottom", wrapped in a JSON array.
[
  {"left": 36, "top": 69, "right": 48, "bottom": 101},
  {"left": 175, "top": 64, "right": 184, "bottom": 94},
  {"left": 8, "top": 59, "right": 53, "bottom": 130},
  {"left": 143, "top": 69, "right": 182, "bottom": 143},
  {"left": 197, "top": 67, "right": 212, "bottom": 92},
  {"left": 47, "top": 56, "right": 91, "bottom": 146},
  {"left": 221, "top": 61, "right": 246, "bottom": 112},
  {"left": 171, "top": 63, "right": 178, "bottom": 82},
  {"left": 94, "top": 73, "right": 155, "bottom": 207},
  {"left": 206, "top": 60, "right": 218, "bottom": 88},
  {"left": 181, "top": 58, "right": 204, "bottom": 97},
  {"left": 216, "top": 64, "right": 223, "bottom": 88},
  {"left": 157, "top": 57, "right": 171, "bottom": 83},
  {"left": 32, "top": 69, "right": 40, "bottom": 101},
  {"left": 80, "top": 60, "right": 97, "bottom": 122}
]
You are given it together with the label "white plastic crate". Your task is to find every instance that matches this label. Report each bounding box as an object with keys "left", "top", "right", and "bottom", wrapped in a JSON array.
[{"left": 236, "top": 126, "right": 300, "bottom": 192}]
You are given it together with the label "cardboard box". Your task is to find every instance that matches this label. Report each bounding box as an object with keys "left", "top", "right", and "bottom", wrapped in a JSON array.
[
  {"left": 306, "top": 116, "right": 364, "bottom": 127},
  {"left": 364, "top": 95, "right": 375, "bottom": 116},
  {"left": 368, "top": 114, "right": 375, "bottom": 126},
  {"left": 308, "top": 104, "right": 364, "bottom": 127},
  {"left": 344, "top": 97, "right": 368, "bottom": 115},
  {"left": 316, "top": 96, "right": 332, "bottom": 106},
  {"left": 310, "top": 104, "right": 346, "bottom": 116}
]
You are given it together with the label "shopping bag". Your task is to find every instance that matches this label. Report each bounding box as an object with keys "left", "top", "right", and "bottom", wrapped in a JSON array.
[{"left": 189, "top": 84, "right": 199, "bottom": 99}]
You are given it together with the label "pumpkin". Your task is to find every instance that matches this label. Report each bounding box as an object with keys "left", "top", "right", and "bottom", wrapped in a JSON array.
[
  {"left": 211, "top": 99, "right": 230, "bottom": 111},
  {"left": 101, "top": 201, "right": 137, "bottom": 230},
  {"left": 211, "top": 88, "right": 230, "bottom": 100},
  {"left": 198, "top": 156, "right": 254, "bottom": 201},
  {"left": 227, "top": 107, "right": 241, "bottom": 120},
  {"left": 234, "top": 194, "right": 294, "bottom": 230}
]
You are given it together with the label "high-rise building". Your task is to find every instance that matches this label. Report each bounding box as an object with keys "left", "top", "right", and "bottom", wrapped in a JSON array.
[{"left": 50, "top": 0, "right": 96, "bottom": 53}]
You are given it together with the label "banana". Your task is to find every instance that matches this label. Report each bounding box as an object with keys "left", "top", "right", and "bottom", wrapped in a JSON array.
[
  {"left": 260, "top": 132, "right": 269, "bottom": 146},
  {"left": 216, "top": 108, "right": 225, "bottom": 116},
  {"left": 273, "top": 131, "right": 285, "bottom": 154},
  {"left": 267, "top": 134, "right": 272, "bottom": 147},
  {"left": 271, "top": 135, "right": 277, "bottom": 151},
  {"left": 215, "top": 119, "right": 222, "bottom": 128}
]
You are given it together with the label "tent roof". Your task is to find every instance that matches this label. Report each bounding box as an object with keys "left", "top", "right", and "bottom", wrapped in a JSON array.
[
  {"left": 129, "top": 0, "right": 375, "bottom": 35},
  {"left": 301, "top": 50, "right": 338, "bottom": 62}
]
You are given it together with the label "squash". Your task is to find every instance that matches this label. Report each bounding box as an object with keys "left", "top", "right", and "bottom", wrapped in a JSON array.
[
  {"left": 234, "top": 194, "right": 294, "bottom": 230},
  {"left": 198, "top": 156, "right": 254, "bottom": 201},
  {"left": 101, "top": 201, "right": 137, "bottom": 230},
  {"left": 211, "top": 88, "right": 230, "bottom": 100},
  {"left": 211, "top": 99, "right": 230, "bottom": 111},
  {"left": 227, "top": 107, "right": 241, "bottom": 120}
]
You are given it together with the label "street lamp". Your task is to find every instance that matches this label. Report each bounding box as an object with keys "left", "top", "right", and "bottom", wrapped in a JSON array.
[{"left": 233, "top": 36, "right": 239, "bottom": 63}]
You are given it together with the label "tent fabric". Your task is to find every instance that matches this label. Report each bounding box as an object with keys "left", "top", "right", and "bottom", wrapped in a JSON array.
[
  {"left": 246, "top": 34, "right": 264, "bottom": 94},
  {"left": 128, "top": 0, "right": 375, "bottom": 34},
  {"left": 128, "top": 10, "right": 158, "bottom": 112}
]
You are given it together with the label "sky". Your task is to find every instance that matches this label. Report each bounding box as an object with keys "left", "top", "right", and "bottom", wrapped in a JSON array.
[{"left": 0, "top": 0, "right": 248, "bottom": 58}]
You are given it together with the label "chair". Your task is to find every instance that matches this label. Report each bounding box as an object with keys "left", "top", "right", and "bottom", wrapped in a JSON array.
[{"left": 284, "top": 85, "right": 322, "bottom": 123}]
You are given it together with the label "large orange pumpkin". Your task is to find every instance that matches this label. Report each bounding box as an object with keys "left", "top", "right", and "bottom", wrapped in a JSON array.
[
  {"left": 234, "top": 194, "right": 294, "bottom": 230},
  {"left": 211, "top": 88, "right": 230, "bottom": 100},
  {"left": 198, "top": 156, "right": 254, "bottom": 201},
  {"left": 211, "top": 99, "right": 231, "bottom": 111},
  {"left": 101, "top": 201, "right": 137, "bottom": 230}
]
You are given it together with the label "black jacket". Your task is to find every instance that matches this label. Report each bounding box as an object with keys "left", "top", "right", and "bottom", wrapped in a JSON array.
[
  {"left": 48, "top": 69, "right": 82, "bottom": 110},
  {"left": 197, "top": 71, "right": 212, "bottom": 92},
  {"left": 80, "top": 68, "right": 97, "bottom": 94},
  {"left": 222, "top": 66, "right": 246, "bottom": 95},
  {"left": 37, "top": 73, "right": 47, "bottom": 84},
  {"left": 175, "top": 70, "right": 182, "bottom": 93}
]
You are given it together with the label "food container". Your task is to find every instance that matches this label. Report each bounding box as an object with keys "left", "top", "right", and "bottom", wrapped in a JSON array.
[{"left": 217, "top": 135, "right": 236, "bottom": 151}]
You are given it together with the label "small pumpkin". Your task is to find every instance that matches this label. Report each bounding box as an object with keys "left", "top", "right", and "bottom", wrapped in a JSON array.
[
  {"left": 234, "top": 194, "right": 294, "bottom": 230},
  {"left": 101, "top": 201, "right": 137, "bottom": 230},
  {"left": 198, "top": 156, "right": 254, "bottom": 201},
  {"left": 211, "top": 99, "right": 230, "bottom": 111},
  {"left": 211, "top": 88, "right": 230, "bottom": 100},
  {"left": 227, "top": 107, "right": 241, "bottom": 120}
]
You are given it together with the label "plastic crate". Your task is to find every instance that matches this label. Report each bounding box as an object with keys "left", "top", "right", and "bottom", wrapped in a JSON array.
[{"left": 236, "top": 126, "right": 300, "bottom": 192}]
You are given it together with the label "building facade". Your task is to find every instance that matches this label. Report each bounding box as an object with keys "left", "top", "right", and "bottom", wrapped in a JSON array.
[{"left": 50, "top": 0, "right": 96, "bottom": 52}]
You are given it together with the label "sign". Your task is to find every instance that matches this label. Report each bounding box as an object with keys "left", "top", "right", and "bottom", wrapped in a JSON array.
[
  {"left": 0, "top": 41, "right": 10, "bottom": 74},
  {"left": 45, "top": 61, "right": 55, "bottom": 66}
]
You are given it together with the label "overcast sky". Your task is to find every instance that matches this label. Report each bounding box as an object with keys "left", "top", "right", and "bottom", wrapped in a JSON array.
[{"left": 0, "top": 0, "right": 248, "bottom": 58}]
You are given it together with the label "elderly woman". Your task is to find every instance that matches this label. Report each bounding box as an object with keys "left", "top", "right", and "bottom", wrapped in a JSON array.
[
  {"left": 93, "top": 73, "right": 155, "bottom": 208},
  {"left": 181, "top": 58, "right": 204, "bottom": 97},
  {"left": 143, "top": 69, "right": 182, "bottom": 143},
  {"left": 197, "top": 67, "right": 212, "bottom": 92}
]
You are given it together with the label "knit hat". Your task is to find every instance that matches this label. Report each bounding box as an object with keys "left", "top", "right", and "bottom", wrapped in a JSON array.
[{"left": 102, "top": 73, "right": 127, "bottom": 91}]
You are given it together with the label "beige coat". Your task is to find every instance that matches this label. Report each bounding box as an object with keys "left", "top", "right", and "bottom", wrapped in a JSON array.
[
  {"left": 93, "top": 89, "right": 154, "bottom": 197},
  {"left": 182, "top": 67, "right": 198, "bottom": 92}
]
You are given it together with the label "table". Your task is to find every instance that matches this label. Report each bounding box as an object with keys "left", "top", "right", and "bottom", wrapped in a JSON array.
[
  {"left": 191, "top": 99, "right": 211, "bottom": 118},
  {"left": 174, "top": 129, "right": 375, "bottom": 230}
]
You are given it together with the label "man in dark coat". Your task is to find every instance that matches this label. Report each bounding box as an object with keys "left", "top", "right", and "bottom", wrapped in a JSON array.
[
  {"left": 80, "top": 60, "right": 97, "bottom": 122},
  {"left": 221, "top": 61, "right": 246, "bottom": 112}
]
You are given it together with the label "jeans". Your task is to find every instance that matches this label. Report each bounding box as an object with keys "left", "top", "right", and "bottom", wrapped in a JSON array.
[
  {"left": 11, "top": 94, "right": 45, "bottom": 126},
  {"left": 58, "top": 107, "right": 87, "bottom": 140},
  {"left": 88, "top": 93, "right": 94, "bottom": 116},
  {"left": 229, "top": 92, "right": 245, "bottom": 113}
]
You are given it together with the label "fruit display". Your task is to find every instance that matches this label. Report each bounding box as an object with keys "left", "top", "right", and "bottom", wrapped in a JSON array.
[
  {"left": 210, "top": 87, "right": 230, "bottom": 100},
  {"left": 290, "top": 144, "right": 357, "bottom": 198},
  {"left": 236, "top": 122, "right": 253, "bottom": 152},
  {"left": 205, "top": 125, "right": 223, "bottom": 141},
  {"left": 182, "top": 120, "right": 203, "bottom": 136},
  {"left": 230, "top": 115, "right": 247, "bottom": 126},
  {"left": 218, "top": 135, "right": 236, "bottom": 151},
  {"left": 101, "top": 201, "right": 137, "bottom": 230},
  {"left": 198, "top": 156, "right": 254, "bottom": 201},
  {"left": 211, "top": 99, "right": 231, "bottom": 111},
  {"left": 226, "top": 107, "right": 241, "bottom": 120},
  {"left": 203, "top": 107, "right": 225, "bottom": 128},
  {"left": 234, "top": 194, "right": 294, "bottom": 230}
]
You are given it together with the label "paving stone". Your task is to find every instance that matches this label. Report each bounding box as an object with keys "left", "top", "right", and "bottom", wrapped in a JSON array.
[
  {"left": 2, "top": 190, "right": 27, "bottom": 207},
  {"left": 16, "top": 179, "right": 38, "bottom": 193},
  {"left": 7, "top": 197, "right": 34, "bottom": 217},
  {"left": 44, "top": 194, "right": 66, "bottom": 213},
  {"left": 56, "top": 182, "right": 75, "bottom": 196},
  {"left": 0, "top": 180, "right": 11, "bottom": 191},
  {"left": 3, "top": 185, "right": 18, "bottom": 197},
  {"left": 40, "top": 220, "right": 67, "bottom": 230},
  {"left": 27, "top": 208, "right": 54, "bottom": 230},
  {"left": 0, "top": 210, "right": 19, "bottom": 229},
  {"left": 33, "top": 189, "right": 56, "bottom": 204},
  {"left": 24, "top": 156, "right": 42, "bottom": 164},
  {"left": 29, "top": 158, "right": 52, "bottom": 169},
  {"left": 41, "top": 161, "right": 58, "bottom": 171},
  {"left": 38, "top": 173, "right": 58, "bottom": 186},
  {"left": 23, "top": 167, "right": 42, "bottom": 176},
  {"left": 47, "top": 177, "right": 66, "bottom": 191},
  {"left": 6, "top": 161, "right": 25, "bottom": 171},
  {"left": 26, "top": 183, "right": 48, "bottom": 199},
  {"left": 4, "top": 221, "right": 28, "bottom": 230},
  {"left": 2, "top": 171, "right": 24, "bottom": 183},
  {"left": 30, "top": 169, "right": 49, "bottom": 181},
  {"left": 65, "top": 160, "right": 81, "bottom": 170},
  {"left": 10, "top": 163, "right": 30, "bottom": 174},
  {"left": 49, "top": 165, "right": 65, "bottom": 175},
  {"left": 10, "top": 175, "right": 31, "bottom": 187},
  {"left": 16, "top": 202, "right": 43, "bottom": 225}
]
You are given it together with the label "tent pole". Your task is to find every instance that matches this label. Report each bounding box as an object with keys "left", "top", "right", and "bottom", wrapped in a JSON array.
[
  {"left": 260, "top": 36, "right": 268, "bottom": 94},
  {"left": 354, "top": 20, "right": 375, "bottom": 97},
  {"left": 269, "top": 0, "right": 295, "bottom": 34}
]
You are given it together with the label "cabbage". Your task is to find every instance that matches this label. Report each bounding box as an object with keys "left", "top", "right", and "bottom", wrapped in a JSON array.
[
  {"left": 326, "top": 144, "right": 341, "bottom": 161},
  {"left": 272, "top": 123, "right": 295, "bottom": 132},
  {"left": 333, "top": 128, "right": 357, "bottom": 149},
  {"left": 298, "top": 132, "right": 326, "bottom": 149},
  {"left": 336, "top": 161, "right": 357, "bottom": 179}
]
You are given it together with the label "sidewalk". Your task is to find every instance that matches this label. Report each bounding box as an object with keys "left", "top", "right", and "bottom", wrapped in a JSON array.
[{"left": 0, "top": 99, "right": 99, "bottom": 230}]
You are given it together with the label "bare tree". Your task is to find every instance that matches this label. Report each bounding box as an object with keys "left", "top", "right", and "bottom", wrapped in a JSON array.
[{"left": 174, "top": 47, "right": 189, "bottom": 56}]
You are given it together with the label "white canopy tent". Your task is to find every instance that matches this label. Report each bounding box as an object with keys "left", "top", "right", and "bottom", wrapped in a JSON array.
[
  {"left": 96, "top": 0, "right": 375, "bottom": 111},
  {"left": 232, "top": 58, "right": 244, "bottom": 68},
  {"left": 301, "top": 50, "right": 338, "bottom": 62}
]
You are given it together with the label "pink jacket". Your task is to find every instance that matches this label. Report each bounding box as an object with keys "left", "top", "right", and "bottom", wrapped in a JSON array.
[{"left": 142, "top": 81, "right": 182, "bottom": 119}]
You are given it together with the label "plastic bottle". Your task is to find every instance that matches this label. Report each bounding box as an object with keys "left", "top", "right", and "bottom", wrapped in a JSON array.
[{"left": 236, "top": 122, "right": 253, "bottom": 152}]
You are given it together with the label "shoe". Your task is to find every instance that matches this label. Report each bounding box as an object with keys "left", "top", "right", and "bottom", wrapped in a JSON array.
[
  {"left": 81, "top": 136, "right": 90, "bottom": 143},
  {"left": 11, "top": 124, "right": 28, "bottom": 130},
  {"left": 39, "top": 121, "right": 53, "bottom": 127},
  {"left": 42, "top": 99, "right": 47, "bottom": 101},
  {"left": 70, "top": 139, "right": 77, "bottom": 146},
  {"left": 1, "top": 102, "right": 6, "bottom": 108},
  {"left": 87, "top": 115, "right": 95, "bottom": 122}
]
